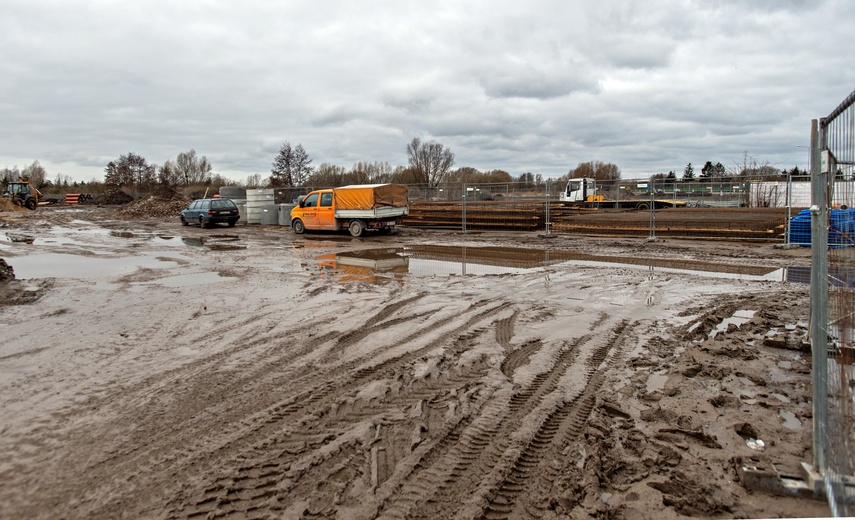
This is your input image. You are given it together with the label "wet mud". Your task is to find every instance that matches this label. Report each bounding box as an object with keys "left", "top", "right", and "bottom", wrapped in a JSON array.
[{"left": 0, "top": 206, "right": 829, "bottom": 519}]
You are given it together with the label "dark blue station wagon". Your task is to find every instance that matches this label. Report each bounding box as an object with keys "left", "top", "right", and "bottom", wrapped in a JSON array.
[{"left": 180, "top": 198, "right": 240, "bottom": 228}]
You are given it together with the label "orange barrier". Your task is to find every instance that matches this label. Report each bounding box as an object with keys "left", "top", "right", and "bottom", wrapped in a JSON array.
[{"left": 65, "top": 194, "right": 80, "bottom": 205}]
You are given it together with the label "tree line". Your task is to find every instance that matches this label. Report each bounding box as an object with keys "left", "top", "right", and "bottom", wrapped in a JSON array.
[{"left": 2, "top": 141, "right": 815, "bottom": 197}]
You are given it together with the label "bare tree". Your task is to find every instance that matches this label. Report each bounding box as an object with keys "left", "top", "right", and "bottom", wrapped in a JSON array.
[
  {"left": 104, "top": 153, "right": 156, "bottom": 195},
  {"left": 570, "top": 161, "right": 620, "bottom": 181},
  {"left": 22, "top": 160, "right": 47, "bottom": 187},
  {"left": 244, "top": 173, "right": 264, "bottom": 188},
  {"left": 1, "top": 166, "right": 21, "bottom": 185},
  {"left": 350, "top": 161, "right": 394, "bottom": 184},
  {"left": 406, "top": 137, "right": 455, "bottom": 187},
  {"left": 158, "top": 161, "right": 181, "bottom": 186},
  {"left": 306, "top": 163, "right": 347, "bottom": 187},
  {"left": 174, "top": 149, "right": 212, "bottom": 186}
]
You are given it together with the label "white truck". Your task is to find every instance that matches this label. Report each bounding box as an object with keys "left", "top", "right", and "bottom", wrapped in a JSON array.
[{"left": 559, "top": 177, "right": 685, "bottom": 210}]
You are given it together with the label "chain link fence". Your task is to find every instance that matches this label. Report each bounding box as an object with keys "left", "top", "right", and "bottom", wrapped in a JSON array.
[{"left": 812, "top": 89, "right": 855, "bottom": 516}]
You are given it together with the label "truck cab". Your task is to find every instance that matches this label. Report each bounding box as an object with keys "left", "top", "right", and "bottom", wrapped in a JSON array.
[
  {"left": 560, "top": 178, "right": 601, "bottom": 203},
  {"left": 293, "top": 190, "right": 337, "bottom": 231}
]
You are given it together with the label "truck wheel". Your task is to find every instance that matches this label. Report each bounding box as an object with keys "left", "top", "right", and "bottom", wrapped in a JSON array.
[
  {"left": 349, "top": 220, "right": 365, "bottom": 237},
  {"left": 636, "top": 203, "right": 650, "bottom": 211},
  {"left": 25, "top": 198, "right": 37, "bottom": 210},
  {"left": 292, "top": 219, "right": 305, "bottom": 234}
]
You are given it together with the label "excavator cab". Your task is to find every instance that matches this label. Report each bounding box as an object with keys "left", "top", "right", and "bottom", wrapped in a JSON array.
[{"left": 3, "top": 179, "right": 40, "bottom": 210}]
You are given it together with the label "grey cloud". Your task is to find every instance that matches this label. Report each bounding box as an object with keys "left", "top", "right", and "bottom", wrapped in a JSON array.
[{"left": 1, "top": 0, "right": 853, "bottom": 183}]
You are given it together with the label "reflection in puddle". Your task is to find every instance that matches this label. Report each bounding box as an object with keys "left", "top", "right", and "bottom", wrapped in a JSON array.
[{"left": 314, "top": 245, "right": 807, "bottom": 281}]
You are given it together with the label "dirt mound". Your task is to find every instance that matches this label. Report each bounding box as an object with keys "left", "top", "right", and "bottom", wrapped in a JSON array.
[
  {"left": 0, "top": 258, "right": 14, "bottom": 284},
  {"left": 0, "top": 197, "right": 26, "bottom": 212},
  {"left": 93, "top": 190, "right": 134, "bottom": 205},
  {"left": 118, "top": 190, "right": 192, "bottom": 220}
]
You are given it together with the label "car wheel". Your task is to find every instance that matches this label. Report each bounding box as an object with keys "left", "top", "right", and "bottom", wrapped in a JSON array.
[
  {"left": 292, "top": 219, "right": 305, "bottom": 234},
  {"left": 349, "top": 220, "right": 365, "bottom": 237},
  {"left": 227, "top": 220, "right": 236, "bottom": 227},
  {"left": 199, "top": 216, "right": 207, "bottom": 228},
  {"left": 181, "top": 216, "right": 188, "bottom": 226}
]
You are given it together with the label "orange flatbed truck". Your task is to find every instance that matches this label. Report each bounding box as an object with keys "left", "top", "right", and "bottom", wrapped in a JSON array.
[{"left": 290, "top": 184, "right": 409, "bottom": 237}]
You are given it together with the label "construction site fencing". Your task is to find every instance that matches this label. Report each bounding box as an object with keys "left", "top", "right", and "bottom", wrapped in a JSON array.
[
  {"left": 403, "top": 177, "right": 795, "bottom": 241},
  {"left": 811, "top": 88, "right": 855, "bottom": 516}
]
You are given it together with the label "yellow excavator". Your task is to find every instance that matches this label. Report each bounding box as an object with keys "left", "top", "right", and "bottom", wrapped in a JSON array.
[{"left": 3, "top": 177, "right": 42, "bottom": 210}]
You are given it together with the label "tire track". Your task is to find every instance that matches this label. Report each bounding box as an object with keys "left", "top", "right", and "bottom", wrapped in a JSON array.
[
  {"left": 374, "top": 321, "right": 616, "bottom": 520},
  {"left": 494, "top": 310, "right": 518, "bottom": 352},
  {"left": 23, "top": 296, "right": 475, "bottom": 520},
  {"left": 500, "top": 338, "right": 542, "bottom": 379},
  {"left": 162, "top": 301, "right": 516, "bottom": 519},
  {"left": 480, "top": 320, "right": 631, "bottom": 519}
]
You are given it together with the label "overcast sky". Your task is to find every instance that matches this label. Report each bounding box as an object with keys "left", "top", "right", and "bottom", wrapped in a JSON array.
[{"left": 2, "top": 0, "right": 854, "bottom": 184}]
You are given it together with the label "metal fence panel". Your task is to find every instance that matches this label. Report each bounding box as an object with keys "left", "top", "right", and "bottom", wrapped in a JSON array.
[
  {"left": 401, "top": 178, "right": 794, "bottom": 241},
  {"left": 817, "top": 89, "right": 855, "bottom": 516}
]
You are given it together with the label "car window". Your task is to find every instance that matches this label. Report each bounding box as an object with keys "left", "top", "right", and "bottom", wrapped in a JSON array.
[
  {"left": 303, "top": 193, "right": 319, "bottom": 208},
  {"left": 200, "top": 200, "right": 210, "bottom": 209},
  {"left": 189, "top": 201, "right": 199, "bottom": 210},
  {"left": 212, "top": 199, "right": 233, "bottom": 209},
  {"left": 320, "top": 193, "right": 333, "bottom": 207}
]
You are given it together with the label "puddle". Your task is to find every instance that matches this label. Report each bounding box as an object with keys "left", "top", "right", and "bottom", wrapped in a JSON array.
[
  {"left": 710, "top": 310, "right": 756, "bottom": 338},
  {"left": 137, "top": 272, "right": 236, "bottom": 287},
  {"left": 771, "top": 393, "right": 791, "bottom": 403},
  {"left": 779, "top": 410, "right": 802, "bottom": 430},
  {"left": 646, "top": 372, "right": 668, "bottom": 393},
  {"left": 313, "top": 245, "right": 800, "bottom": 281},
  {"left": 10, "top": 252, "right": 188, "bottom": 280}
]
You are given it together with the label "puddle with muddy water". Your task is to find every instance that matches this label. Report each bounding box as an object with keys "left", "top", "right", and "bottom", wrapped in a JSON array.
[
  {"left": 316, "top": 245, "right": 818, "bottom": 282},
  {"left": 10, "top": 252, "right": 189, "bottom": 280},
  {"left": 2, "top": 227, "right": 244, "bottom": 283}
]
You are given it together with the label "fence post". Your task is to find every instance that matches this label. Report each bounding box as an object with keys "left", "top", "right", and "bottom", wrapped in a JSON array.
[
  {"left": 647, "top": 177, "right": 658, "bottom": 242},
  {"left": 545, "top": 179, "right": 551, "bottom": 234},
  {"left": 810, "top": 117, "right": 829, "bottom": 472},
  {"left": 787, "top": 169, "right": 792, "bottom": 244},
  {"left": 462, "top": 182, "right": 467, "bottom": 233}
]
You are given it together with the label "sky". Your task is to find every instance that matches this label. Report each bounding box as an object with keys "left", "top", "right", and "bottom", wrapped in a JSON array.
[{"left": 2, "top": 0, "right": 854, "bottom": 184}]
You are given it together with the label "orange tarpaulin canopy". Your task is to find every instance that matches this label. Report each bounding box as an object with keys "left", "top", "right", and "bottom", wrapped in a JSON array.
[{"left": 334, "top": 184, "right": 408, "bottom": 210}]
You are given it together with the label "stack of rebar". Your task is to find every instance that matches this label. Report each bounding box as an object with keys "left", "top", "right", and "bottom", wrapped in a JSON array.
[
  {"left": 405, "top": 201, "right": 795, "bottom": 240},
  {"left": 550, "top": 207, "right": 792, "bottom": 239}
]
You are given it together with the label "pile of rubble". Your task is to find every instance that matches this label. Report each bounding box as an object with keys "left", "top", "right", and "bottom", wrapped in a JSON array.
[
  {"left": 118, "top": 188, "right": 192, "bottom": 220},
  {"left": 0, "top": 259, "right": 14, "bottom": 284}
]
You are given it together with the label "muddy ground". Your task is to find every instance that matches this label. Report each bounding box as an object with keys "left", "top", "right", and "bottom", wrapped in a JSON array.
[{"left": 0, "top": 205, "right": 831, "bottom": 519}]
